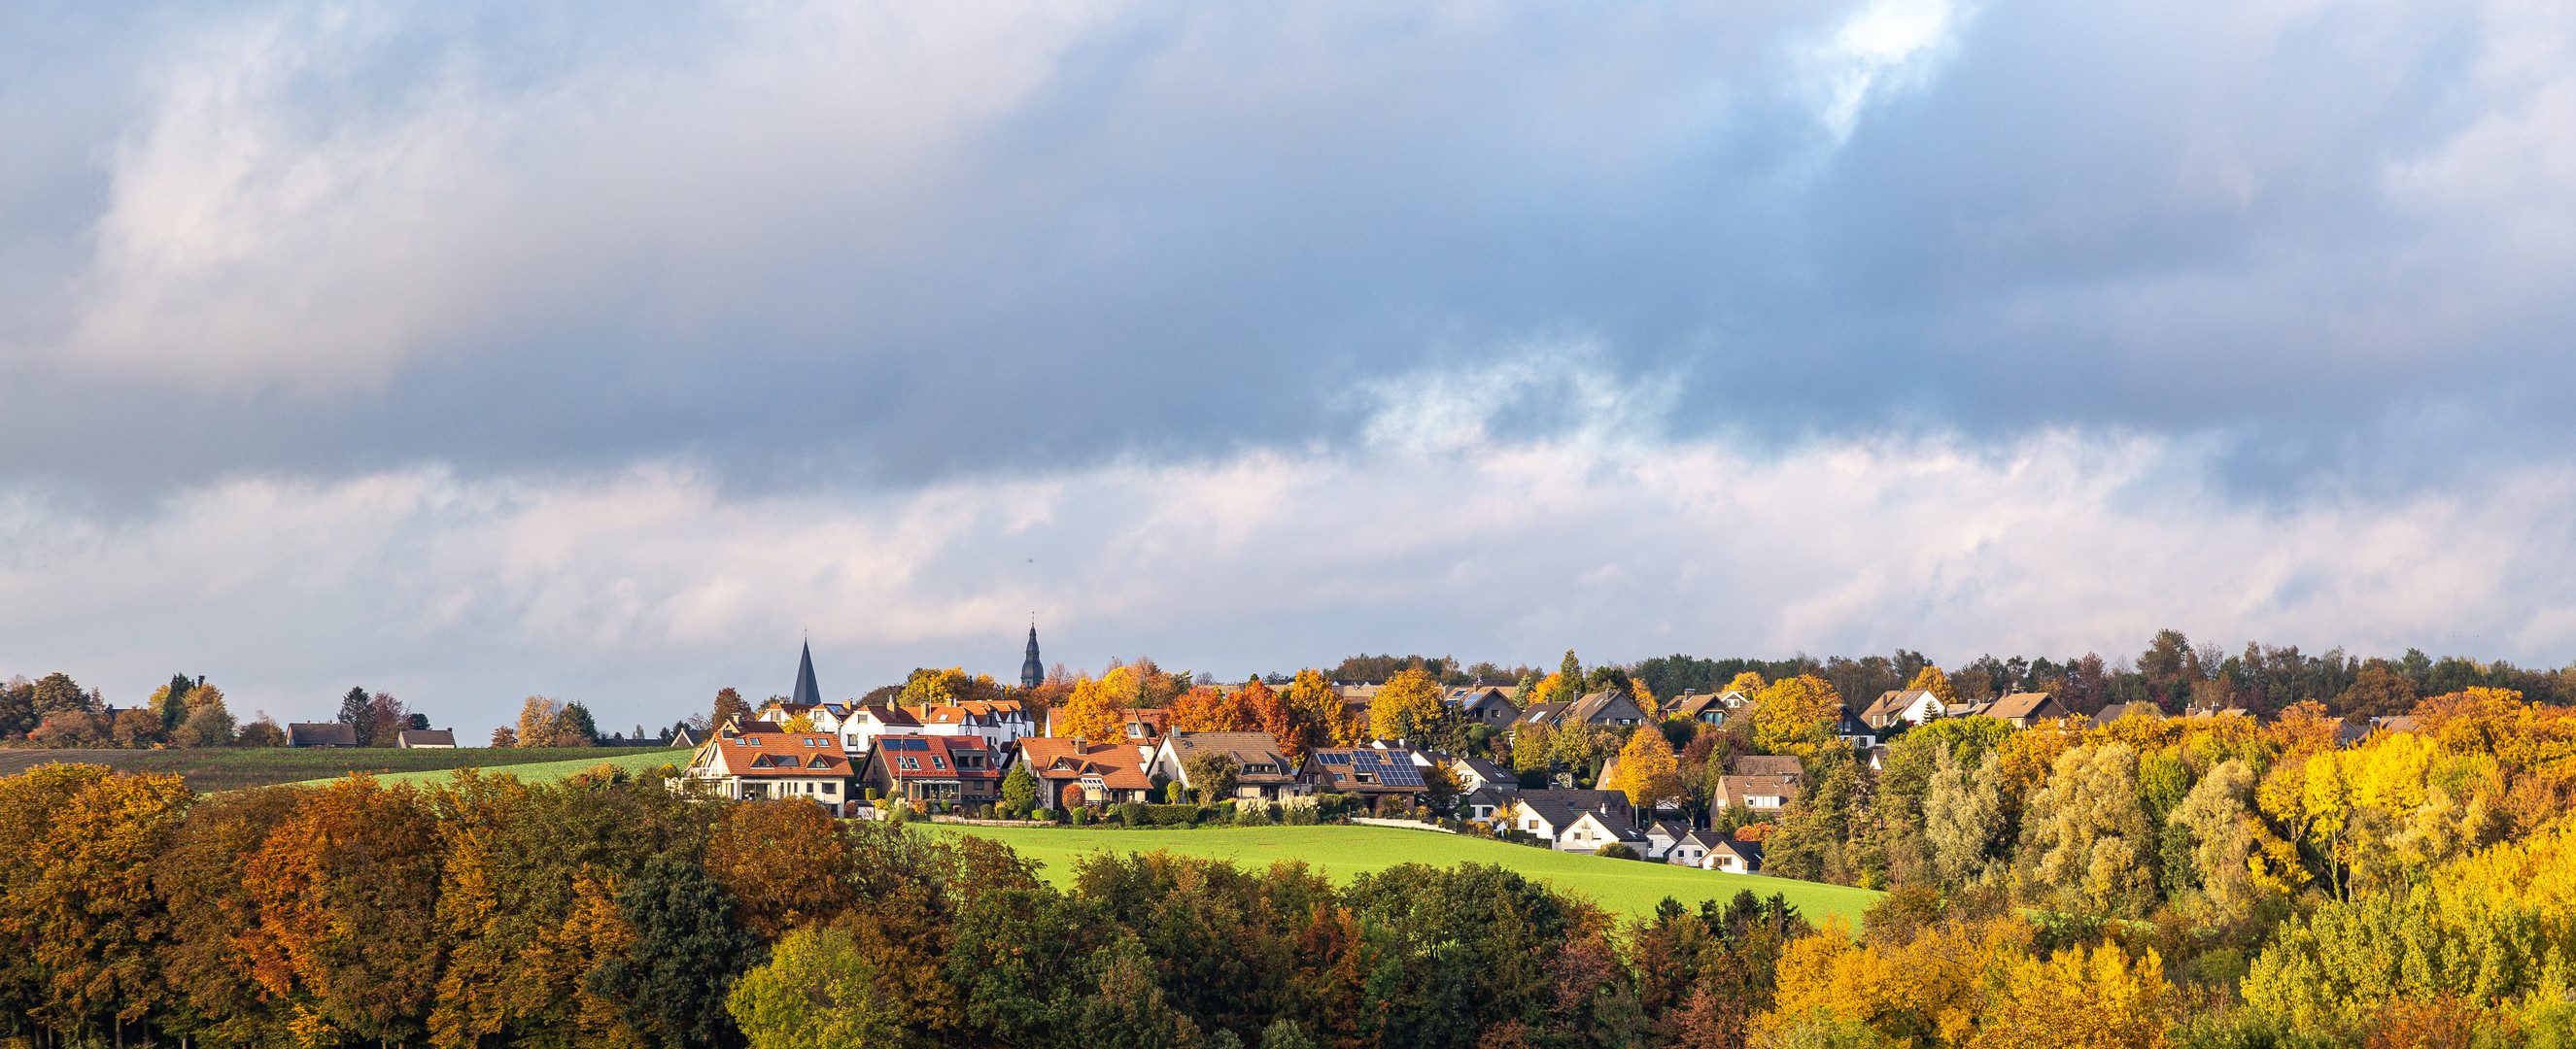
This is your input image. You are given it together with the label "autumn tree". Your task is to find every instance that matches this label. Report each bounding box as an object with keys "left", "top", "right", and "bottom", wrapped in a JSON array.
[
  {"left": 1168, "top": 685, "right": 1259, "bottom": 734},
  {"left": 1054, "top": 673, "right": 1128, "bottom": 742},
  {"left": 1970, "top": 943, "right": 2171, "bottom": 1049},
  {"left": 1368, "top": 668, "right": 1447, "bottom": 744},
  {"left": 705, "top": 800, "right": 853, "bottom": 940},
  {"left": 1609, "top": 726, "right": 1680, "bottom": 807},
  {"left": 1749, "top": 675, "right": 1843, "bottom": 759},
  {"left": 239, "top": 775, "right": 448, "bottom": 1045},
  {"left": 711, "top": 687, "right": 753, "bottom": 729},
  {"left": 16, "top": 770, "right": 195, "bottom": 1037},
  {"left": 1182, "top": 751, "right": 1241, "bottom": 806},
  {"left": 152, "top": 786, "right": 308, "bottom": 1047},
  {"left": 1906, "top": 665, "right": 1959, "bottom": 706},
  {"left": 2018, "top": 744, "right": 2158, "bottom": 916}
]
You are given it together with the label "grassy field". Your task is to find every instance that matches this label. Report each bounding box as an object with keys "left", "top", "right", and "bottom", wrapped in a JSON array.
[
  {"left": 931, "top": 824, "right": 1881, "bottom": 926},
  {"left": 0, "top": 746, "right": 686, "bottom": 794},
  {"left": 294, "top": 748, "right": 690, "bottom": 789}
]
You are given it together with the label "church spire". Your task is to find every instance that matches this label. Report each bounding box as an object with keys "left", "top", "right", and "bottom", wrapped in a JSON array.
[
  {"left": 791, "top": 640, "right": 822, "bottom": 706},
  {"left": 1020, "top": 620, "right": 1045, "bottom": 690}
]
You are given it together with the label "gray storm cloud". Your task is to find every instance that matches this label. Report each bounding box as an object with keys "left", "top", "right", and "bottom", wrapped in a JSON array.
[{"left": 2, "top": 0, "right": 2574, "bottom": 726}]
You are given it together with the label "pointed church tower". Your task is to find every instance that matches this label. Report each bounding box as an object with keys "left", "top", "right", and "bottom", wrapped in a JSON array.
[
  {"left": 792, "top": 640, "right": 822, "bottom": 707},
  {"left": 1020, "top": 624, "right": 1045, "bottom": 690}
]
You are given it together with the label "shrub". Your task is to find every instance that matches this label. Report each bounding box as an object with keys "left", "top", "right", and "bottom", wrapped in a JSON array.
[
  {"left": 1116, "top": 801, "right": 1149, "bottom": 828},
  {"left": 1143, "top": 804, "right": 1195, "bottom": 827},
  {"left": 1595, "top": 843, "right": 1641, "bottom": 861},
  {"left": 1235, "top": 801, "right": 1274, "bottom": 827},
  {"left": 1280, "top": 795, "right": 1323, "bottom": 826}
]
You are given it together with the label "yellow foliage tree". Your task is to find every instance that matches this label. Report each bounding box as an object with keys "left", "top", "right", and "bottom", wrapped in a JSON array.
[
  {"left": 1906, "top": 665, "right": 1959, "bottom": 706},
  {"left": 1608, "top": 726, "right": 1678, "bottom": 806},
  {"left": 1760, "top": 914, "right": 2033, "bottom": 1049},
  {"left": 1751, "top": 675, "right": 1844, "bottom": 759},
  {"left": 1726, "top": 671, "right": 1767, "bottom": 694},
  {"left": 1368, "top": 668, "right": 1447, "bottom": 743},
  {"left": 778, "top": 714, "right": 817, "bottom": 733},
  {"left": 1970, "top": 943, "right": 2170, "bottom": 1049},
  {"left": 1053, "top": 673, "right": 1125, "bottom": 742}
]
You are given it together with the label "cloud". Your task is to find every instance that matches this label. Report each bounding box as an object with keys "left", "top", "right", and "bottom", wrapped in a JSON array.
[
  {"left": 7, "top": 356, "right": 2572, "bottom": 730},
  {"left": 5, "top": 0, "right": 2571, "bottom": 490}
]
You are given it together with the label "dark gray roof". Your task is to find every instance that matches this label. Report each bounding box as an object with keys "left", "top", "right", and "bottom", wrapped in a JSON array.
[
  {"left": 791, "top": 641, "right": 823, "bottom": 707},
  {"left": 1731, "top": 755, "right": 1803, "bottom": 777},
  {"left": 395, "top": 728, "right": 457, "bottom": 747},
  {"left": 288, "top": 722, "right": 357, "bottom": 746},
  {"left": 1453, "top": 756, "right": 1513, "bottom": 786}
]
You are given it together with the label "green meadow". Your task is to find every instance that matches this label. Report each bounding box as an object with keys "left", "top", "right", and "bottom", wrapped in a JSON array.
[
  {"left": 932, "top": 823, "right": 1879, "bottom": 926},
  {"left": 0, "top": 746, "right": 684, "bottom": 794}
]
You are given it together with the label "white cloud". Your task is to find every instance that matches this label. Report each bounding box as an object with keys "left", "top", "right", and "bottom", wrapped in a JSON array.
[{"left": 6, "top": 361, "right": 2573, "bottom": 729}]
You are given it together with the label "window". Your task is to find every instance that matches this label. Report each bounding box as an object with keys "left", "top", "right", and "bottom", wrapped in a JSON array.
[
  {"left": 900, "top": 757, "right": 919, "bottom": 770},
  {"left": 747, "top": 737, "right": 761, "bottom": 746},
  {"left": 932, "top": 756, "right": 946, "bottom": 770},
  {"left": 823, "top": 782, "right": 838, "bottom": 795}
]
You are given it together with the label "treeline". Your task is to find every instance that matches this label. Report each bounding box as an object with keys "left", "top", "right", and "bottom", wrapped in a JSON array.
[
  {"left": 0, "top": 673, "right": 281, "bottom": 749},
  {"left": 0, "top": 762, "right": 1812, "bottom": 1048},
  {"left": 5, "top": 750, "right": 2572, "bottom": 1049},
  {"left": 1637, "top": 628, "right": 2576, "bottom": 719}
]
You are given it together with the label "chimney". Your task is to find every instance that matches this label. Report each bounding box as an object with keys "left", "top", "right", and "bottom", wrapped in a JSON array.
[{"left": 1072, "top": 736, "right": 1087, "bottom": 750}]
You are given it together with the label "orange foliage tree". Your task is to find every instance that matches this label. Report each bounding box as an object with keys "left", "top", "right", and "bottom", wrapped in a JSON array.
[
  {"left": 1167, "top": 685, "right": 1260, "bottom": 733},
  {"left": 239, "top": 775, "right": 447, "bottom": 1046}
]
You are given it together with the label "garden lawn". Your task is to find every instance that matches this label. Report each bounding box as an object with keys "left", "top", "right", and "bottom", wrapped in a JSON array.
[
  {"left": 932, "top": 824, "right": 1880, "bottom": 927},
  {"left": 0, "top": 746, "right": 682, "bottom": 794},
  {"left": 290, "top": 748, "right": 690, "bottom": 789}
]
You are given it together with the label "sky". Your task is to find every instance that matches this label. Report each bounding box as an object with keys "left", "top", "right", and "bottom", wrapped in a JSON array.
[{"left": 6, "top": 0, "right": 2576, "bottom": 733}]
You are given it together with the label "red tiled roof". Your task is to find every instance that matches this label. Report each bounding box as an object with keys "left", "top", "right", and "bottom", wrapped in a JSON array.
[
  {"left": 871, "top": 734, "right": 1003, "bottom": 780},
  {"left": 1019, "top": 737, "right": 1153, "bottom": 790},
  {"left": 703, "top": 729, "right": 852, "bottom": 778}
]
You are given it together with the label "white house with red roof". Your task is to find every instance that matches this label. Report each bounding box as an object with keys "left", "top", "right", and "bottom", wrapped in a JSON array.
[{"left": 679, "top": 720, "right": 856, "bottom": 809}]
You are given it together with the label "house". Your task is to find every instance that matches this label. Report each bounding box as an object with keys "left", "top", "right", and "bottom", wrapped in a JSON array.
[
  {"left": 2334, "top": 722, "right": 2374, "bottom": 748},
  {"left": 1020, "top": 735, "right": 1157, "bottom": 809},
  {"left": 1983, "top": 692, "right": 2072, "bottom": 728},
  {"left": 1299, "top": 747, "right": 1430, "bottom": 812},
  {"left": 1449, "top": 756, "right": 1517, "bottom": 794},
  {"left": 1833, "top": 706, "right": 1878, "bottom": 749},
  {"left": 1513, "top": 796, "right": 1646, "bottom": 854},
  {"left": 1460, "top": 786, "right": 1515, "bottom": 822},
  {"left": 1511, "top": 690, "right": 1650, "bottom": 733},
  {"left": 858, "top": 734, "right": 1006, "bottom": 807},
  {"left": 678, "top": 721, "right": 855, "bottom": 808},
  {"left": 1446, "top": 686, "right": 1523, "bottom": 728},
  {"left": 2093, "top": 701, "right": 2162, "bottom": 725},
  {"left": 909, "top": 700, "right": 1035, "bottom": 749},
  {"left": 1731, "top": 755, "right": 1804, "bottom": 779},
  {"left": 1860, "top": 689, "right": 1945, "bottom": 730},
  {"left": 1715, "top": 774, "right": 1799, "bottom": 811},
  {"left": 1667, "top": 690, "right": 1749, "bottom": 726},
  {"left": 1149, "top": 732, "right": 1309, "bottom": 802},
  {"left": 1703, "top": 837, "right": 1764, "bottom": 874},
  {"left": 1519, "top": 789, "right": 1634, "bottom": 829},
  {"left": 395, "top": 728, "right": 457, "bottom": 749},
  {"left": 2376, "top": 716, "right": 2421, "bottom": 734},
  {"left": 838, "top": 704, "right": 924, "bottom": 755},
  {"left": 1667, "top": 829, "right": 1728, "bottom": 868},
  {"left": 670, "top": 727, "right": 707, "bottom": 748},
  {"left": 1642, "top": 820, "right": 1694, "bottom": 861},
  {"left": 1561, "top": 810, "right": 1647, "bottom": 854},
  {"left": 287, "top": 723, "right": 357, "bottom": 748}
]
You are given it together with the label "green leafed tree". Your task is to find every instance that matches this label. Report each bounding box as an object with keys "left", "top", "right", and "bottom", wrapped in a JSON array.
[
  {"left": 586, "top": 856, "right": 764, "bottom": 1049},
  {"left": 727, "top": 926, "right": 905, "bottom": 1049}
]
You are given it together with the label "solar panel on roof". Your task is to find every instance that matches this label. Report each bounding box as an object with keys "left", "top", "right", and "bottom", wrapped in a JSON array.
[{"left": 1321, "top": 753, "right": 1349, "bottom": 764}]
